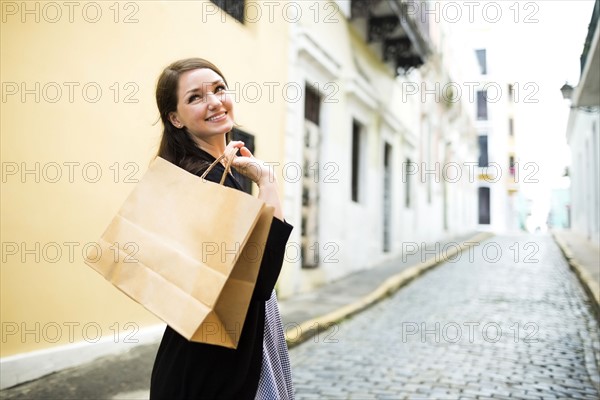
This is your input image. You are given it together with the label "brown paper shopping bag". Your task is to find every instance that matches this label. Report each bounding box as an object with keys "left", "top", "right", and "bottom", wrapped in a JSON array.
[{"left": 84, "top": 155, "right": 274, "bottom": 349}]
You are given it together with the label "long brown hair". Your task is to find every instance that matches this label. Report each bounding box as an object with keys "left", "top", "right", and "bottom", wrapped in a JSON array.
[{"left": 155, "top": 58, "right": 230, "bottom": 175}]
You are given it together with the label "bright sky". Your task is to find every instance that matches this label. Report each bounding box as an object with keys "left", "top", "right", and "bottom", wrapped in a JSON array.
[{"left": 505, "top": 0, "right": 594, "bottom": 171}]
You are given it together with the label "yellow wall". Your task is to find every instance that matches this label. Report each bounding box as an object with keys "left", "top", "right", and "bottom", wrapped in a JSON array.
[{"left": 1, "top": 0, "right": 289, "bottom": 357}]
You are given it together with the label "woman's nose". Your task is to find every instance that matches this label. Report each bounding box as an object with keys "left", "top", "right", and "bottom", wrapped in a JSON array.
[{"left": 205, "top": 92, "right": 222, "bottom": 108}]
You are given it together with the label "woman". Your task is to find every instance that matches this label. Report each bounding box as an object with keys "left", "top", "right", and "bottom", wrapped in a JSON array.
[{"left": 150, "top": 58, "right": 295, "bottom": 399}]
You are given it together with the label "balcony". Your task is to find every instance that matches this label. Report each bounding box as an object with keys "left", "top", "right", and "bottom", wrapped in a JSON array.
[{"left": 350, "top": 0, "right": 432, "bottom": 74}]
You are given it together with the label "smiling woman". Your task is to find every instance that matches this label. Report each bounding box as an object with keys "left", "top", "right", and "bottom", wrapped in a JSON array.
[
  {"left": 168, "top": 68, "right": 235, "bottom": 146},
  {"left": 150, "top": 58, "right": 294, "bottom": 399}
]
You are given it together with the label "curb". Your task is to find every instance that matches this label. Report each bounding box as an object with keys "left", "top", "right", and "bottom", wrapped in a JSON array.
[
  {"left": 552, "top": 231, "right": 600, "bottom": 322},
  {"left": 285, "top": 232, "right": 494, "bottom": 348}
]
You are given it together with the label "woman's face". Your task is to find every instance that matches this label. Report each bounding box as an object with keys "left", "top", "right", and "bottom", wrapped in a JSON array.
[{"left": 169, "top": 68, "right": 234, "bottom": 144}]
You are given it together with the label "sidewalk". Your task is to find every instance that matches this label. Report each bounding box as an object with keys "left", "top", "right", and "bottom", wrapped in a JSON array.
[
  {"left": 552, "top": 229, "right": 600, "bottom": 319},
  {"left": 0, "top": 231, "right": 490, "bottom": 399}
]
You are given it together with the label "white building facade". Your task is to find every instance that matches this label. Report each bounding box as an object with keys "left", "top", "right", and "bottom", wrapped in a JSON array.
[
  {"left": 277, "top": 0, "right": 479, "bottom": 297},
  {"left": 458, "top": 27, "right": 521, "bottom": 234},
  {"left": 566, "top": 0, "right": 600, "bottom": 244}
]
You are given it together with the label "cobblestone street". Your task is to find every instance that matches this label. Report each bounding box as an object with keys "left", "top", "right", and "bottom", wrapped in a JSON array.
[{"left": 289, "top": 234, "right": 600, "bottom": 399}]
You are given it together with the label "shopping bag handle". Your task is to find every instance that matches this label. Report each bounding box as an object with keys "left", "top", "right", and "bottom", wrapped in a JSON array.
[{"left": 200, "top": 148, "right": 235, "bottom": 185}]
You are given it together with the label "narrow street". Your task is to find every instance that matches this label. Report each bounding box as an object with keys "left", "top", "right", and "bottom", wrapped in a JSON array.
[{"left": 289, "top": 234, "right": 600, "bottom": 399}]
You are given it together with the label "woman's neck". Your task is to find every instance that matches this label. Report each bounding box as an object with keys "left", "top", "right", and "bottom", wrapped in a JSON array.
[{"left": 193, "top": 136, "right": 226, "bottom": 159}]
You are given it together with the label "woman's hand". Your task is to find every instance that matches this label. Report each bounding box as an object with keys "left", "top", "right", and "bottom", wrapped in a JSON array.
[
  {"left": 230, "top": 145, "right": 277, "bottom": 187},
  {"left": 224, "top": 141, "right": 284, "bottom": 221}
]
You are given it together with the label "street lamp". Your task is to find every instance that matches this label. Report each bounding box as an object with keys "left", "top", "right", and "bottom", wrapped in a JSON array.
[
  {"left": 560, "top": 82, "right": 574, "bottom": 100},
  {"left": 560, "top": 82, "right": 598, "bottom": 112}
]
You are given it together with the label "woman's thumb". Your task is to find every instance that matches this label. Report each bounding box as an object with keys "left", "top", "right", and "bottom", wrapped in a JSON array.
[{"left": 239, "top": 146, "right": 253, "bottom": 157}]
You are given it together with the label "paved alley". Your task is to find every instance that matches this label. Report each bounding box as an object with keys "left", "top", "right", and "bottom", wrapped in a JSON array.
[{"left": 289, "top": 234, "right": 600, "bottom": 399}]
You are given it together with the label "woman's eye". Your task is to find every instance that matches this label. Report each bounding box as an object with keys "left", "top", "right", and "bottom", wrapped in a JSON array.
[
  {"left": 215, "top": 85, "right": 227, "bottom": 92},
  {"left": 188, "top": 94, "right": 201, "bottom": 103}
]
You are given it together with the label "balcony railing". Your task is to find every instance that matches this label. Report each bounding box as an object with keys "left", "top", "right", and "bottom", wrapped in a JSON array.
[{"left": 350, "top": 0, "right": 432, "bottom": 74}]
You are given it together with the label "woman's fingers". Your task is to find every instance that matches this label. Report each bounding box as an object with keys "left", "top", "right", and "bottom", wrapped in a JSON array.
[
  {"left": 227, "top": 141, "right": 243, "bottom": 152},
  {"left": 239, "top": 146, "right": 253, "bottom": 158},
  {"left": 221, "top": 141, "right": 243, "bottom": 170}
]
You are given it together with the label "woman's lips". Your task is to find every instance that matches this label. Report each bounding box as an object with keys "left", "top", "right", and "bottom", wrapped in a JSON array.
[{"left": 205, "top": 112, "right": 227, "bottom": 122}]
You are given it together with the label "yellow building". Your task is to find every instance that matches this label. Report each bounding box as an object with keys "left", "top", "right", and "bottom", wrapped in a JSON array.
[{"left": 1, "top": 0, "right": 290, "bottom": 388}]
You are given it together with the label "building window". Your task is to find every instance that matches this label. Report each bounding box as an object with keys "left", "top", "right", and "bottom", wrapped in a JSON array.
[
  {"left": 383, "top": 143, "right": 392, "bottom": 253},
  {"left": 475, "top": 49, "right": 487, "bottom": 75},
  {"left": 304, "top": 84, "right": 320, "bottom": 126},
  {"left": 478, "top": 187, "right": 491, "bottom": 224},
  {"left": 301, "top": 86, "right": 322, "bottom": 269},
  {"left": 477, "top": 90, "right": 488, "bottom": 120},
  {"left": 404, "top": 157, "right": 412, "bottom": 208},
  {"left": 210, "top": 0, "right": 244, "bottom": 24},
  {"left": 478, "top": 135, "right": 488, "bottom": 167},
  {"left": 509, "top": 155, "right": 516, "bottom": 176},
  {"left": 351, "top": 120, "right": 363, "bottom": 203},
  {"left": 230, "top": 127, "right": 254, "bottom": 194},
  {"left": 509, "top": 118, "right": 514, "bottom": 136}
]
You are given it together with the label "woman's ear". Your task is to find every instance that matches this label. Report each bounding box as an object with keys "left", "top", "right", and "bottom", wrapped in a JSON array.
[{"left": 168, "top": 112, "right": 182, "bottom": 128}]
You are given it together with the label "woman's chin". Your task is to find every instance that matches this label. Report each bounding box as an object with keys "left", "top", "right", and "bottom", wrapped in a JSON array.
[{"left": 219, "top": 121, "right": 234, "bottom": 134}]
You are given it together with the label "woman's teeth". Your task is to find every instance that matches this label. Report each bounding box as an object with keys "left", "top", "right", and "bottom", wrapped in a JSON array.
[{"left": 206, "top": 113, "right": 226, "bottom": 122}]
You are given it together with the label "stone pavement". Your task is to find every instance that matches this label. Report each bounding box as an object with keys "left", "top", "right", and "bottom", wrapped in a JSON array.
[
  {"left": 289, "top": 234, "right": 600, "bottom": 399},
  {"left": 2, "top": 231, "right": 599, "bottom": 399},
  {"left": 281, "top": 231, "right": 491, "bottom": 347},
  {"left": 552, "top": 229, "right": 600, "bottom": 319}
]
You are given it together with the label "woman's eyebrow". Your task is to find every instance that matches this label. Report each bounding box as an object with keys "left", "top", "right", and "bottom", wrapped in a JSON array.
[{"left": 185, "top": 80, "right": 225, "bottom": 95}]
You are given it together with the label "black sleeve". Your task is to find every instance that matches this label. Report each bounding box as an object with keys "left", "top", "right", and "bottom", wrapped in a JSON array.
[
  {"left": 198, "top": 164, "right": 293, "bottom": 301},
  {"left": 252, "top": 217, "right": 293, "bottom": 301}
]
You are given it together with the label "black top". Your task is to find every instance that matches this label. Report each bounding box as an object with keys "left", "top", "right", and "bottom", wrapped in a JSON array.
[{"left": 150, "top": 150, "right": 293, "bottom": 399}]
